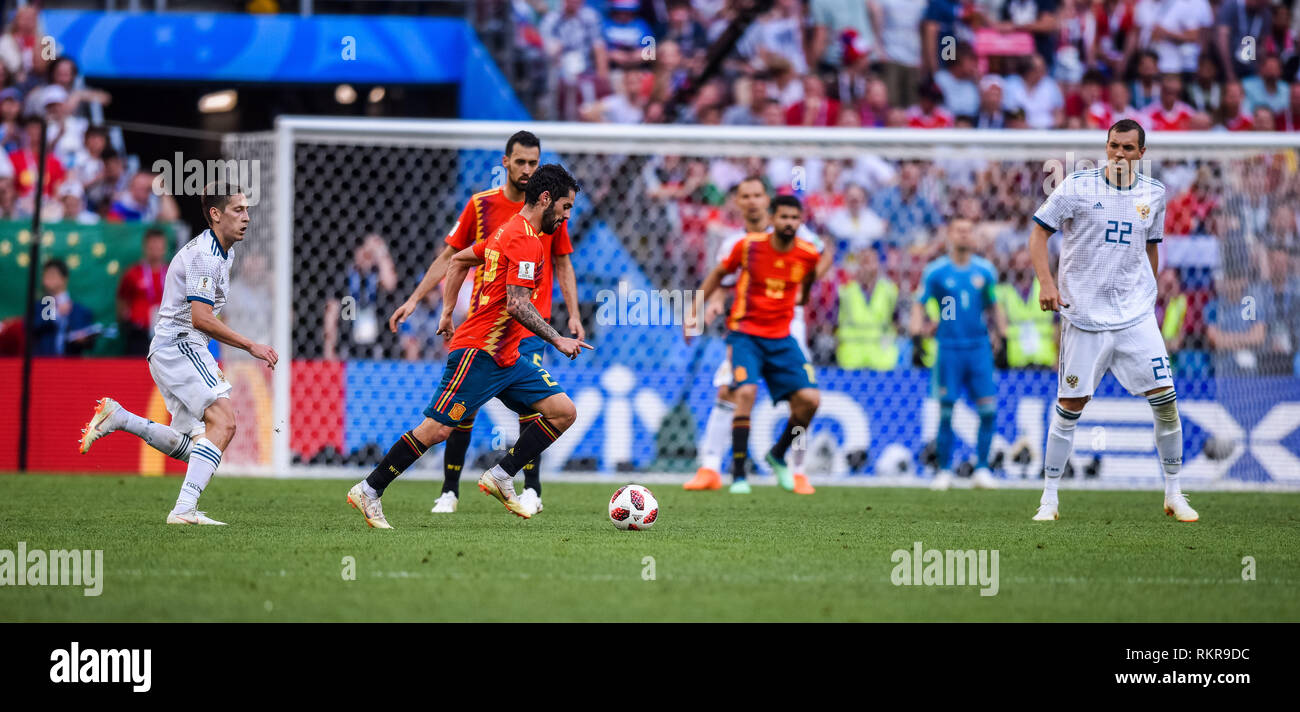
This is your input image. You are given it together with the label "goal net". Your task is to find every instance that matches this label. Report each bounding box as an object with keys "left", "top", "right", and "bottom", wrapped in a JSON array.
[{"left": 221, "top": 120, "right": 1300, "bottom": 490}]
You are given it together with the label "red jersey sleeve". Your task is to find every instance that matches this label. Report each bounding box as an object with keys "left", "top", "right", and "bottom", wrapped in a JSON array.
[
  {"left": 471, "top": 239, "right": 488, "bottom": 260},
  {"left": 720, "top": 237, "right": 745, "bottom": 274},
  {"left": 504, "top": 232, "right": 544, "bottom": 290},
  {"left": 552, "top": 222, "right": 574, "bottom": 256},
  {"left": 446, "top": 198, "right": 478, "bottom": 250}
]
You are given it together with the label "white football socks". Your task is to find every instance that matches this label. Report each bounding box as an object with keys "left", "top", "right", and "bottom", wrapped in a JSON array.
[
  {"left": 791, "top": 433, "right": 807, "bottom": 476},
  {"left": 114, "top": 407, "right": 193, "bottom": 461},
  {"left": 173, "top": 438, "right": 222, "bottom": 514},
  {"left": 1149, "top": 390, "right": 1183, "bottom": 499},
  {"left": 699, "top": 398, "right": 735, "bottom": 473},
  {"left": 1041, "top": 404, "right": 1082, "bottom": 505}
]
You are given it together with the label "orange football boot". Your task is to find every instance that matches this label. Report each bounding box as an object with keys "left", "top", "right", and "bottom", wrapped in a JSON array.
[
  {"left": 792, "top": 474, "right": 815, "bottom": 495},
  {"left": 683, "top": 467, "right": 722, "bottom": 490}
]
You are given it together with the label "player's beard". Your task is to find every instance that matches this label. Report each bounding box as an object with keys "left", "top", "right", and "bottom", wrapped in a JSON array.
[
  {"left": 541, "top": 204, "right": 562, "bottom": 234},
  {"left": 774, "top": 226, "right": 796, "bottom": 244}
]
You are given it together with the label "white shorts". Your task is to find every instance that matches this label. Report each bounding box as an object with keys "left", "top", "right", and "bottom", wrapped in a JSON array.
[
  {"left": 147, "top": 342, "right": 233, "bottom": 436},
  {"left": 1058, "top": 314, "right": 1173, "bottom": 398},
  {"left": 712, "top": 307, "right": 810, "bottom": 389}
]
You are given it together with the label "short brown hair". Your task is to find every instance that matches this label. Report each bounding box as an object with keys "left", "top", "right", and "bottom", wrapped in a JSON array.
[{"left": 201, "top": 181, "right": 245, "bottom": 227}]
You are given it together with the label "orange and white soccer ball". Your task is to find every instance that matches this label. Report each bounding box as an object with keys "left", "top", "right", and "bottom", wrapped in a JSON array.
[{"left": 608, "top": 484, "right": 659, "bottom": 531}]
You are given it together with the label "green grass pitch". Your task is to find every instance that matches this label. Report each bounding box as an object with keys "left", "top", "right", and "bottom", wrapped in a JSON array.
[{"left": 1, "top": 474, "right": 1297, "bottom": 622}]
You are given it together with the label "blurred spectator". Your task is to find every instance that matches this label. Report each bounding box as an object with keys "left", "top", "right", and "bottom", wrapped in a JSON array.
[
  {"left": 1216, "top": 0, "right": 1271, "bottom": 82},
  {"left": 1052, "top": 0, "right": 1094, "bottom": 86},
  {"left": 870, "top": 0, "right": 925, "bottom": 108},
  {"left": 1156, "top": 267, "right": 1188, "bottom": 354},
  {"left": 1134, "top": 0, "right": 1213, "bottom": 76},
  {"left": 835, "top": 247, "right": 900, "bottom": 370},
  {"left": 87, "top": 147, "right": 126, "bottom": 214},
  {"left": 906, "top": 78, "right": 955, "bottom": 128},
  {"left": 0, "top": 172, "right": 15, "bottom": 219},
  {"left": 648, "top": 39, "right": 688, "bottom": 105},
  {"left": 722, "top": 75, "right": 769, "bottom": 125},
  {"left": 809, "top": 0, "right": 876, "bottom": 74},
  {"left": 1217, "top": 79, "right": 1255, "bottom": 130},
  {"left": 9, "top": 114, "right": 64, "bottom": 201},
  {"left": 1262, "top": 244, "right": 1300, "bottom": 374},
  {"left": 662, "top": 1, "right": 708, "bottom": 61},
  {"left": 1281, "top": 83, "right": 1300, "bottom": 131},
  {"left": 1186, "top": 54, "right": 1222, "bottom": 114},
  {"left": 604, "top": 0, "right": 654, "bottom": 70},
  {"left": 871, "top": 161, "right": 943, "bottom": 251},
  {"left": 117, "top": 228, "right": 168, "bottom": 356},
  {"left": 1004, "top": 54, "right": 1064, "bottom": 129},
  {"left": 71, "top": 125, "right": 107, "bottom": 195},
  {"left": 31, "top": 257, "right": 97, "bottom": 357},
  {"left": 1131, "top": 50, "right": 1161, "bottom": 109},
  {"left": 1252, "top": 105, "right": 1277, "bottom": 131},
  {"left": 540, "top": 0, "right": 610, "bottom": 121},
  {"left": 581, "top": 68, "right": 649, "bottom": 123},
  {"left": 825, "top": 183, "right": 887, "bottom": 254},
  {"left": 975, "top": 75, "right": 1007, "bottom": 128},
  {"left": 46, "top": 179, "right": 97, "bottom": 224},
  {"left": 42, "top": 85, "right": 86, "bottom": 168},
  {"left": 997, "top": 246, "right": 1057, "bottom": 369},
  {"left": 1165, "top": 165, "right": 1217, "bottom": 235},
  {"left": 108, "top": 171, "right": 179, "bottom": 223},
  {"left": 46, "top": 57, "right": 112, "bottom": 116},
  {"left": 1243, "top": 53, "right": 1290, "bottom": 114},
  {"left": 0, "top": 87, "right": 21, "bottom": 152},
  {"left": 0, "top": 6, "right": 45, "bottom": 86},
  {"left": 1065, "top": 69, "right": 1104, "bottom": 125},
  {"left": 322, "top": 234, "right": 401, "bottom": 361},
  {"left": 856, "top": 76, "right": 891, "bottom": 126},
  {"left": 997, "top": 0, "right": 1063, "bottom": 70},
  {"left": 934, "top": 44, "right": 981, "bottom": 117},
  {"left": 1205, "top": 268, "right": 1269, "bottom": 376},
  {"left": 224, "top": 250, "right": 273, "bottom": 347},
  {"left": 1092, "top": 77, "right": 1143, "bottom": 131},
  {"left": 1144, "top": 73, "right": 1195, "bottom": 130},
  {"left": 922, "top": 0, "right": 975, "bottom": 76},
  {"left": 738, "top": 0, "right": 809, "bottom": 76},
  {"left": 786, "top": 75, "right": 840, "bottom": 126}
]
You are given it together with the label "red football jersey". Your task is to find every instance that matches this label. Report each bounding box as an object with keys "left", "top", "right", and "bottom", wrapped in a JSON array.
[
  {"left": 722, "top": 233, "right": 821, "bottom": 339},
  {"left": 448, "top": 213, "right": 546, "bottom": 366},
  {"left": 446, "top": 186, "right": 573, "bottom": 319}
]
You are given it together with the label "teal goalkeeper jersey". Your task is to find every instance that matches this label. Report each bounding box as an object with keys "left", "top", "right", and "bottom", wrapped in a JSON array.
[{"left": 915, "top": 255, "right": 997, "bottom": 349}]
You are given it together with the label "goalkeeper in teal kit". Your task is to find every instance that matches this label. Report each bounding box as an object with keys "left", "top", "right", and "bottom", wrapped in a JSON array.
[{"left": 909, "top": 218, "right": 1008, "bottom": 491}]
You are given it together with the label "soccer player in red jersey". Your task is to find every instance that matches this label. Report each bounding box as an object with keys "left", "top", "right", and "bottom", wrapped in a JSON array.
[
  {"left": 686, "top": 195, "right": 822, "bottom": 495},
  {"left": 349, "top": 164, "right": 592, "bottom": 527},
  {"left": 388, "top": 131, "right": 583, "bottom": 516}
]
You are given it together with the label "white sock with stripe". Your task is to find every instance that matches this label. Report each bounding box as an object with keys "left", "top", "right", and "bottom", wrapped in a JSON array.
[
  {"left": 173, "top": 438, "right": 222, "bottom": 514},
  {"left": 1148, "top": 390, "right": 1183, "bottom": 499},
  {"left": 699, "top": 399, "right": 735, "bottom": 473},
  {"left": 113, "top": 407, "right": 193, "bottom": 461},
  {"left": 791, "top": 434, "right": 807, "bottom": 477},
  {"left": 1041, "top": 404, "right": 1082, "bottom": 506}
]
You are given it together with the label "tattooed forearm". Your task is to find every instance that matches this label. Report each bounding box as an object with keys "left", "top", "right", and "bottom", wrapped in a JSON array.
[{"left": 506, "top": 284, "right": 562, "bottom": 344}]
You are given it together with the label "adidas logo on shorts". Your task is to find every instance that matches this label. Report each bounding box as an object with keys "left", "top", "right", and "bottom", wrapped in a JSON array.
[{"left": 1093, "top": 202, "right": 1104, "bottom": 209}]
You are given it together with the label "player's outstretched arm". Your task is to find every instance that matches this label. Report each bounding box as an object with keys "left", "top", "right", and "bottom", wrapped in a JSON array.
[
  {"left": 685, "top": 263, "right": 732, "bottom": 342},
  {"left": 390, "top": 244, "right": 459, "bottom": 333},
  {"left": 191, "top": 300, "right": 278, "bottom": 369},
  {"left": 1029, "top": 223, "right": 1067, "bottom": 311},
  {"left": 506, "top": 284, "right": 592, "bottom": 359}
]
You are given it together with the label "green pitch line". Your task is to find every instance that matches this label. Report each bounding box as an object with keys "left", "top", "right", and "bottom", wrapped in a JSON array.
[{"left": 0, "top": 474, "right": 1296, "bottom": 622}]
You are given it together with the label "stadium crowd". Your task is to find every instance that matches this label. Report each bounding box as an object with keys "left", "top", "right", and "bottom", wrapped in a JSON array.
[{"left": 516, "top": 0, "right": 1300, "bottom": 131}]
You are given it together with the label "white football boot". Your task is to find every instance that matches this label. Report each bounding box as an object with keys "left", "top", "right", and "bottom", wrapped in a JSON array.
[
  {"left": 518, "top": 488, "right": 543, "bottom": 516},
  {"left": 1032, "top": 503, "right": 1059, "bottom": 521},
  {"left": 347, "top": 482, "right": 393, "bottom": 529},
  {"left": 1164, "top": 493, "right": 1199, "bottom": 522},
  {"left": 80, "top": 397, "right": 122, "bottom": 454},
  {"left": 166, "top": 510, "right": 227, "bottom": 525},
  {"left": 971, "top": 467, "right": 999, "bottom": 490},
  {"left": 930, "top": 470, "right": 953, "bottom": 491},
  {"left": 477, "top": 467, "right": 530, "bottom": 519},
  {"left": 431, "top": 491, "right": 458, "bottom": 513}
]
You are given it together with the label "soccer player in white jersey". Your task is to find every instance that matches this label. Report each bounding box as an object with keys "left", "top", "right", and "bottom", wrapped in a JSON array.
[
  {"left": 682, "top": 176, "right": 833, "bottom": 494},
  {"left": 1028, "top": 119, "right": 1196, "bottom": 522},
  {"left": 78, "top": 183, "right": 279, "bottom": 525}
]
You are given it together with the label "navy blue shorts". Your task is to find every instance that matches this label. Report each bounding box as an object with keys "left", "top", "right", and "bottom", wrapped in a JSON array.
[
  {"left": 932, "top": 342, "right": 996, "bottom": 404},
  {"left": 726, "top": 330, "right": 816, "bottom": 404},
  {"left": 518, "top": 336, "right": 546, "bottom": 368},
  {"left": 424, "top": 347, "right": 565, "bottom": 426}
]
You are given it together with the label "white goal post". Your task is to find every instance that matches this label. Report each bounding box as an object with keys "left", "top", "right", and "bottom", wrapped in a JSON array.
[{"left": 217, "top": 118, "right": 1300, "bottom": 490}]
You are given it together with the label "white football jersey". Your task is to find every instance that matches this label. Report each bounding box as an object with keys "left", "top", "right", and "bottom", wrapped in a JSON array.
[
  {"left": 1033, "top": 169, "right": 1165, "bottom": 332},
  {"left": 150, "top": 229, "right": 233, "bottom": 356}
]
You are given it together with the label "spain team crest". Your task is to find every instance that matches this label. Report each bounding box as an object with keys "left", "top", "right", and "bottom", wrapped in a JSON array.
[
  {"left": 449, "top": 402, "right": 467, "bottom": 421},
  {"left": 1135, "top": 203, "right": 1151, "bottom": 220}
]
